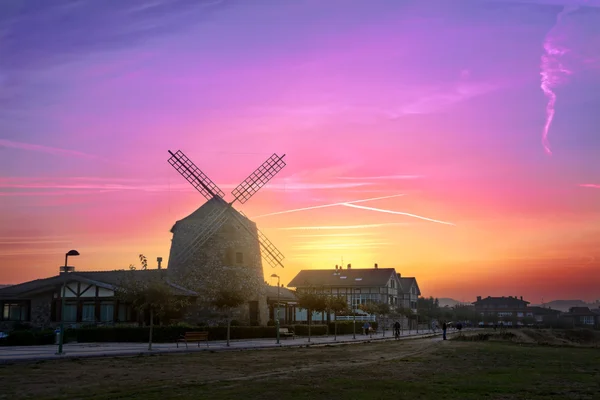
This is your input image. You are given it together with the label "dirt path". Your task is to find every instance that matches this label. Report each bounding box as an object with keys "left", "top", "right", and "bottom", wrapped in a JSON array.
[{"left": 0, "top": 336, "right": 444, "bottom": 399}]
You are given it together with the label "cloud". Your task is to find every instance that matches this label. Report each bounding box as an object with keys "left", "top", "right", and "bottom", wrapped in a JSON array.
[
  {"left": 539, "top": 2, "right": 600, "bottom": 154},
  {"left": 277, "top": 223, "right": 411, "bottom": 231},
  {"left": 337, "top": 175, "right": 423, "bottom": 180},
  {"left": 291, "top": 242, "right": 393, "bottom": 250},
  {"left": 252, "top": 194, "right": 406, "bottom": 219},
  {"left": 0, "top": 139, "right": 115, "bottom": 162},
  {"left": 341, "top": 203, "right": 456, "bottom": 226},
  {"left": 290, "top": 233, "right": 377, "bottom": 238},
  {"left": 0, "top": 176, "right": 381, "bottom": 196},
  {"left": 0, "top": 0, "right": 228, "bottom": 72},
  {"left": 580, "top": 184, "right": 600, "bottom": 188},
  {"left": 394, "top": 81, "right": 500, "bottom": 116}
]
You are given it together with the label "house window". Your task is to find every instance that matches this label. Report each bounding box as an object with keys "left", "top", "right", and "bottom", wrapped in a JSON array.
[
  {"left": 82, "top": 303, "right": 95, "bottom": 322},
  {"left": 64, "top": 302, "right": 77, "bottom": 322},
  {"left": 2, "top": 302, "right": 28, "bottom": 321},
  {"left": 118, "top": 304, "right": 132, "bottom": 322},
  {"left": 582, "top": 316, "right": 595, "bottom": 325},
  {"left": 390, "top": 281, "right": 395, "bottom": 289},
  {"left": 235, "top": 252, "right": 243, "bottom": 264},
  {"left": 100, "top": 302, "right": 114, "bottom": 322}
]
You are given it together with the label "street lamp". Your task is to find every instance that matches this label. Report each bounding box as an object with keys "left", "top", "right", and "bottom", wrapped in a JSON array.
[
  {"left": 352, "top": 288, "right": 357, "bottom": 339},
  {"left": 57, "top": 249, "right": 79, "bottom": 355},
  {"left": 270, "top": 273, "right": 280, "bottom": 345}
]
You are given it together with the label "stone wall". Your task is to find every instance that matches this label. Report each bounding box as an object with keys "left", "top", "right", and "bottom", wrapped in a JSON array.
[
  {"left": 168, "top": 201, "right": 269, "bottom": 326},
  {"left": 30, "top": 293, "right": 53, "bottom": 328}
]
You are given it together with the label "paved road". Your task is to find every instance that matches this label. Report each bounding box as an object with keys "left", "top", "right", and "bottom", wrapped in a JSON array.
[{"left": 0, "top": 328, "right": 464, "bottom": 363}]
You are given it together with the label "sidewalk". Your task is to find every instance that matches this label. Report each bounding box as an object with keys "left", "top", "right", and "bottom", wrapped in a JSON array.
[{"left": 0, "top": 328, "right": 454, "bottom": 363}]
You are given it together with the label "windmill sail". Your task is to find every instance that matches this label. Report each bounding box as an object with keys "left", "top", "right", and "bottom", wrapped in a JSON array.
[
  {"left": 231, "top": 153, "right": 286, "bottom": 204},
  {"left": 171, "top": 206, "right": 230, "bottom": 265},
  {"left": 168, "top": 150, "right": 225, "bottom": 200},
  {"left": 237, "top": 210, "right": 285, "bottom": 268}
]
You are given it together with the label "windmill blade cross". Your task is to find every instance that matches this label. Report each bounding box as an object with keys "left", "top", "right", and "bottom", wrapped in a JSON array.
[
  {"left": 237, "top": 210, "right": 285, "bottom": 268},
  {"left": 172, "top": 206, "right": 230, "bottom": 265},
  {"left": 168, "top": 150, "right": 225, "bottom": 201},
  {"left": 231, "top": 153, "right": 286, "bottom": 204}
]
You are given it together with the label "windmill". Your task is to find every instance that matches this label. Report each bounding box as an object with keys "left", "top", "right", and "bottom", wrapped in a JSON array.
[{"left": 166, "top": 149, "right": 287, "bottom": 276}]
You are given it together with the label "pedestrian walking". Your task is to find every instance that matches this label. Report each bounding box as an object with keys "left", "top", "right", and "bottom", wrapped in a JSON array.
[{"left": 442, "top": 321, "right": 447, "bottom": 340}]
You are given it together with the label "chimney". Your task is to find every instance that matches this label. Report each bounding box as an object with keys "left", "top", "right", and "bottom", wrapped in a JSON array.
[
  {"left": 335, "top": 264, "right": 338, "bottom": 270},
  {"left": 59, "top": 266, "right": 75, "bottom": 274},
  {"left": 347, "top": 263, "right": 351, "bottom": 270},
  {"left": 374, "top": 263, "right": 378, "bottom": 269},
  {"left": 520, "top": 296, "right": 523, "bottom": 301},
  {"left": 157, "top": 257, "right": 163, "bottom": 269},
  {"left": 477, "top": 296, "right": 482, "bottom": 301},
  {"left": 397, "top": 273, "right": 401, "bottom": 279}
]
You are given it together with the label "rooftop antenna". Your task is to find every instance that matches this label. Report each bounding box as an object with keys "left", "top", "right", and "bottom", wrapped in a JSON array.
[{"left": 167, "top": 149, "right": 287, "bottom": 268}]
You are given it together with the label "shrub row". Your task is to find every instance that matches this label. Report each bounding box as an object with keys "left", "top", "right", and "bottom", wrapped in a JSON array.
[
  {"left": 70, "top": 324, "right": 328, "bottom": 344},
  {"left": 0, "top": 330, "right": 56, "bottom": 346}
]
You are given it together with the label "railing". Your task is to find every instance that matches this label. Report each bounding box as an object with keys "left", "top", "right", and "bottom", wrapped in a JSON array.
[{"left": 335, "top": 315, "right": 376, "bottom": 322}]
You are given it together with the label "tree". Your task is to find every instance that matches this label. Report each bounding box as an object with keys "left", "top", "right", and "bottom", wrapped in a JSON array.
[
  {"left": 116, "top": 254, "right": 188, "bottom": 350},
  {"left": 327, "top": 295, "right": 349, "bottom": 341},
  {"left": 376, "top": 302, "right": 391, "bottom": 336},
  {"left": 296, "top": 286, "right": 328, "bottom": 342},
  {"left": 199, "top": 266, "right": 262, "bottom": 347}
]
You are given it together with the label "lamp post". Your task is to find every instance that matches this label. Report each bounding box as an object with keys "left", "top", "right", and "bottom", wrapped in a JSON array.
[
  {"left": 57, "top": 249, "right": 79, "bottom": 355},
  {"left": 352, "top": 289, "right": 356, "bottom": 339},
  {"left": 270, "top": 273, "right": 280, "bottom": 345}
]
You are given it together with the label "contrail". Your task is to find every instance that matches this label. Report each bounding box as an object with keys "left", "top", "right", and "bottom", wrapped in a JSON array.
[
  {"left": 341, "top": 203, "right": 455, "bottom": 226},
  {"left": 540, "top": 5, "right": 579, "bottom": 155},
  {"left": 252, "top": 194, "right": 406, "bottom": 219},
  {"left": 580, "top": 184, "right": 600, "bottom": 189}
]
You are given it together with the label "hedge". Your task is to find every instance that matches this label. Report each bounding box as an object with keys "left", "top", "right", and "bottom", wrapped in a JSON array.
[
  {"left": 69, "top": 324, "right": 328, "bottom": 344},
  {"left": 0, "top": 323, "right": 341, "bottom": 346},
  {"left": 0, "top": 330, "right": 56, "bottom": 346}
]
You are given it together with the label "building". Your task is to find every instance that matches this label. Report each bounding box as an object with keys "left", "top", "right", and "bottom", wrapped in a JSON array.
[
  {"left": 398, "top": 277, "right": 420, "bottom": 314},
  {"left": 0, "top": 269, "right": 196, "bottom": 331},
  {"left": 562, "top": 307, "right": 599, "bottom": 327},
  {"left": 473, "top": 296, "right": 530, "bottom": 326},
  {"left": 287, "top": 264, "right": 419, "bottom": 326},
  {"left": 0, "top": 269, "right": 293, "bottom": 331},
  {"left": 167, "top": 197, "right": 269, "bottom": 325},
  {"left": 526, "top": 306, "right": 562, "bottom": 324},
  {"left": 266, "top": 285, "right": 298, "bottom": 325}
]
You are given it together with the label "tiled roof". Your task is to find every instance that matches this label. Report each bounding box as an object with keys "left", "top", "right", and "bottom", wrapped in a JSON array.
[
  {"left": 0, "top": 270, "right": 197, "bottom": 298},
  {"left": 399, "top": 277, "right": 421, "bottom": 296},
  {"left": 473, "top": 296, "right": 530, "bottom": 306},
  {"left": 567, "top": 307, "right": 596, "bottom": 315},
  {"left": 287, "top": 268, "right": 399, "bottom": 288},
  {"left": 266, "top": 285, "right": 297, "bottom": 302},
  {"left": 527, "top": 306, "right": 561, "bottom": 315}
]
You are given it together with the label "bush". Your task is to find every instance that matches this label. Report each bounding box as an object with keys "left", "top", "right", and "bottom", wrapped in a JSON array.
[
  {"left": 67, "top": 324, "right": 328, "bottom": 343},
  {"left": 327, "top": 321, "right": 378, "bottom": 335},
  {"left": 0, "top": 330, "right": 56, "bottom": 346}
]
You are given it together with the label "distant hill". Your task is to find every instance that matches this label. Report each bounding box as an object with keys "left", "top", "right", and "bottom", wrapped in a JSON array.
[
  {"left": 531, "top": 300, "right": 599, "bottom": 312},
  {"left": 438, "top": 298, "right": 461, "bottom": 308}
]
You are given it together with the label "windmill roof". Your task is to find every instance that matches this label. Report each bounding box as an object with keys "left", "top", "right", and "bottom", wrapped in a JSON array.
[
  {"left": 171, "top": 197, "right": 254, "bottom": 232},
  {"left": 287, "top": 268, "right": 399, "bottom": 288}
]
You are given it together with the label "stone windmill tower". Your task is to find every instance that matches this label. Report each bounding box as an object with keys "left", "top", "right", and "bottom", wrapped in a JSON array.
[{"left": 166, "top": 150, "right": 286, "bottom": 325}]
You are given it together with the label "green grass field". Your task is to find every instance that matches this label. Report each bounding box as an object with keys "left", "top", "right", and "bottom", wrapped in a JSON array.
[{"left": 1, "top": 331, "right": 599, "bottom": 399}]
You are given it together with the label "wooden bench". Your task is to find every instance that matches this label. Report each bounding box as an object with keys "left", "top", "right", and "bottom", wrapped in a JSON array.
[
  {"left": 177, "top": 331, "right": 209, "bottom": 348},
  {"left": 279, "top": 328, "right": 295, "bottom": 339}
]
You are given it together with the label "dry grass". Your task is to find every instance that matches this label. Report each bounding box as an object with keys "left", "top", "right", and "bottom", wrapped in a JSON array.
[{"left": 1, "top": 331, "right": 599, "bottom": 400}]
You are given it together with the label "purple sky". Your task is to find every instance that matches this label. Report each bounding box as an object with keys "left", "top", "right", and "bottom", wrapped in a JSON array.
[{"left": 1, "top": 0, "right": 599, "bottom": 301}]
